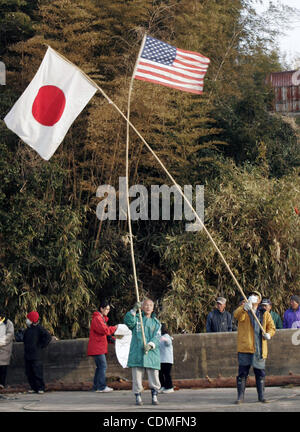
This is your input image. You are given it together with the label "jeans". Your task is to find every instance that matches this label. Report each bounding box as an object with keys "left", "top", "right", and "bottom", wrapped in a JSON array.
[
  {"left": 93, "top": 354, "right": 107, "bottom": 391},
  {"left": 238, "top": 364, "right": 265, "bottom": 380}
]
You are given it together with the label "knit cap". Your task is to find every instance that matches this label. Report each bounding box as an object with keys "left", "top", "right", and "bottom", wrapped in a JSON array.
[
  {"left": 291, "top": 295, "right": 300, "bottom": 305},
  {"left": 27, "top": 311, "right": 39, "bottom": 323}
]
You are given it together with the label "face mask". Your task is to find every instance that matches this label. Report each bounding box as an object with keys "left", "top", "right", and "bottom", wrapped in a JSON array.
[
  {"left": 248, "top": 295, "right": 258, "bottom": 304},
  {"left": 26, "top": 318, "right": 32, "bottom": 327}
]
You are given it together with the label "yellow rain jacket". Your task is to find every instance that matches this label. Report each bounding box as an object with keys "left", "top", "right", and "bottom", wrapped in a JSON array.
[{"left": 234, "top": 306, "right": 276, "bottom": 359}]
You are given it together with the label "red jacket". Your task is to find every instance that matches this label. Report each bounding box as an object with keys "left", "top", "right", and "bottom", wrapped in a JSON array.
[{"left": 87, "top": 312, "right": 117, "bottom": 356}]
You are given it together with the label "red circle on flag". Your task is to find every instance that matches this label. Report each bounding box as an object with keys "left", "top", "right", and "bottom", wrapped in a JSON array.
[{"left": 32, "top": 85, "right": 66, "bottom": 126}]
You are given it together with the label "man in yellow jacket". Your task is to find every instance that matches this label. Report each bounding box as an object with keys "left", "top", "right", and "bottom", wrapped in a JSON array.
[{"left": 233, "top": 291, "right": 275, "bottom": 404}]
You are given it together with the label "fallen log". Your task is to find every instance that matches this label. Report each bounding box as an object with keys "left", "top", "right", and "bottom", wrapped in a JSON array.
[{"left": 1, "top": 375, "right": 300, "bottom": 394}]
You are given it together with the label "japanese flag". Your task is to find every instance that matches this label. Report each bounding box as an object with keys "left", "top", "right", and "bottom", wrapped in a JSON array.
[{"left": 4, "top": 47, "right": 97, "bottom": 160}]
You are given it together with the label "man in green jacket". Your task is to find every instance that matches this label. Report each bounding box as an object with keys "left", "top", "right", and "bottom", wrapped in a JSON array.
[{"left": 124, "top": 298, "right": 161, "bottom": 406}]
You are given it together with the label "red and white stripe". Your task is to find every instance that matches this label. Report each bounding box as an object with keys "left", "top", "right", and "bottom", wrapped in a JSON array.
[{"left": 134, "top": 47, "right": 210, "bottom": 95}]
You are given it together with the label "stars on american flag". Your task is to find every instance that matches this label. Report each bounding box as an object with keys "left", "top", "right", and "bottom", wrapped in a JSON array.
[{"left": 141, "top": 36, "right": 176, "bottom": 66}]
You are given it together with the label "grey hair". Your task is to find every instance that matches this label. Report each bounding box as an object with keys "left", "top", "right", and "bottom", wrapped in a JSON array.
[{"left": 142, "top": 298, "right": 154, "bottom": 306}]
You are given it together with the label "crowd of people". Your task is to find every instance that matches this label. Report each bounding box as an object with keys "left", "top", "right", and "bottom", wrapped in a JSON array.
[
  {"left": 205, "top": 292, "right": 300, "bottom": 403},
  {"left": 206, "top": 294, "right": 300, "bottom": 332},
  {"left": 0, "top": 292, "right": 299, "bottom": 406},
  {"left": 87, "top": 293, "right": 299, "bottom": 406}
]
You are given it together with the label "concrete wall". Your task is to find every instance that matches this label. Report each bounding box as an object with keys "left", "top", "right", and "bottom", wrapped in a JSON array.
[{"left": 7, "top": 329, "right": 300, "bottom": 386}]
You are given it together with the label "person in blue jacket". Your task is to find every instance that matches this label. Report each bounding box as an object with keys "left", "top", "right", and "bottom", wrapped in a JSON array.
[
  {"left": 124, "top": 298, "right": 161, "bottom": 406},
  {"left": 206, "top": 297, "right": 232, "bottom": 333}
]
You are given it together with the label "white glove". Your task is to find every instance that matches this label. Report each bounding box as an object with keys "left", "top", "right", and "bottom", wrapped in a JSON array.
[
  {"left": 263, "top": 333, "right": 271, "bottom": 340},
  {"left": 243, "top": 301, "right": 252, "bottom": 311},
  {"left": 144, "top": 341, "right": 155, "bottom": 354}
]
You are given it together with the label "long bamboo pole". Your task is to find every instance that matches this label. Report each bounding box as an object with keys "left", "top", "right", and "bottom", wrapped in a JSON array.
[
  {"left": 125, "top": 34, "right": 148, "bottom": 348},
  {"left": 49, "top": 46, "right": 266, "bottom": 334}
]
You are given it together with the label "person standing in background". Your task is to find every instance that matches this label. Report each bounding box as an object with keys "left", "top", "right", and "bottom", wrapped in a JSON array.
[
  {"left": 0, "top": 310, "right": 14, "bottom": 389},
  {"left": 206, "top": 297, "right": 232, "bottom": 333},
  {"left": 159, "top": 323, "right": 174, "bottom": 394},
  {"left": 23, "top": 311, "right": 52, "bottom": 394},
  {"left": 87, "top": 299, "right": 117, "bottom": 393},
  {"left": 260, "top": 299, "right": 283, "bottom": 329},
  {"left": 283, "top": 295, "right": 300, "bottom": 329}
]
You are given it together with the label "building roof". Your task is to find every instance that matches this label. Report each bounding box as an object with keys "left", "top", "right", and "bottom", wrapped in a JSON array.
[{"left": 267, "top": 70, "right": 299, "bottom": 87}]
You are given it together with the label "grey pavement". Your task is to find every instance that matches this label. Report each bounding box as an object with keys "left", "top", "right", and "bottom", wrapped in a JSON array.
[{"left": 0, "top": 386, "right": 300, "bottom": 412}]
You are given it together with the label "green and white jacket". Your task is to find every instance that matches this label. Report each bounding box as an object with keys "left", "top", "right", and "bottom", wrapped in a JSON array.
[{"left": 124, "top": 310, "right": 161, "bottom": 370}]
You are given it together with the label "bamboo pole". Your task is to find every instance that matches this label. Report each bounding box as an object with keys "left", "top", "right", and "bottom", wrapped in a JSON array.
[
  {"left": 125, "top": 34, "right": 148, "bottom": 348},
  {"left": 49, "top": 46, "right": 266, "bottom": 334}
]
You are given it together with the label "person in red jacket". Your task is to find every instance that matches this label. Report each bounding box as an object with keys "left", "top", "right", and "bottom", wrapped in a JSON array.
[{"left": 87, "top": 300, "right": 117, "bottom": 392}]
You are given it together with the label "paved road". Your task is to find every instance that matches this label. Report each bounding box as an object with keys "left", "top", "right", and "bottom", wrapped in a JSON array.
[{"left": 1, "top": 386, "right": 300, "bottom": 412}]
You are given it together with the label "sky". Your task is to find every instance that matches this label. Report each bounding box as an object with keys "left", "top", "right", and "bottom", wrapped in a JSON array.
[{"left": 254, "top": 0, "right": 300, "bottom": 68}]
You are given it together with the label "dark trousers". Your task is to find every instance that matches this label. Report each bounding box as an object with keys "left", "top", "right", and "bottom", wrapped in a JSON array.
[
  {"left": 25, "top": 359, "right": 45, "bottom": 392},
  {"left": 0, "top": 365, "right": 8, "bottom": 387},
  {"left": 159, "top": 363, "right": 173, "bottom": 389},
  {"left": 238, "top": 364, "right": 265, "bottom": 380}
]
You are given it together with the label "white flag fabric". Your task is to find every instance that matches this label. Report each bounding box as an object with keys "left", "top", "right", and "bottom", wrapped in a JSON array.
[
  {"left": 4, "top": 47, "right": 97, "bottom": 160},
  {"left": 114, "top": 324, "right": 132, "bottom": 369}
]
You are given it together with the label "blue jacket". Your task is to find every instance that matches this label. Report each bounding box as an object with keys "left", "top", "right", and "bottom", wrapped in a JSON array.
[
  {"left": 206, "top": 309, "right": 232, "bottom": 333},
  {"left": 160, "top": 334, "right": 173, "bottom": 364},
  {"left": 283, "top": 307, "right": 300, "bottom": 328},
  {"left": 124, "top": 310, "right": 161, "bottom": 370}
]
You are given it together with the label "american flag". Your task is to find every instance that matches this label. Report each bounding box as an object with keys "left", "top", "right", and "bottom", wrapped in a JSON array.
[{"left": 133, "top": 35, "right": 210, "bottom": 95}]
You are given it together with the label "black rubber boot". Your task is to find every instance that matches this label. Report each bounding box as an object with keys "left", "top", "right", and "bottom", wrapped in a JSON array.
[
  {"left": 256, "top": 377, "right": 269, "bottom": 403},
  {"left": 235, "top": 376, "right": 246, "bottom": 404},
  {"left": 151, "top": 389, "right": 159, "bottom": 405}
]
